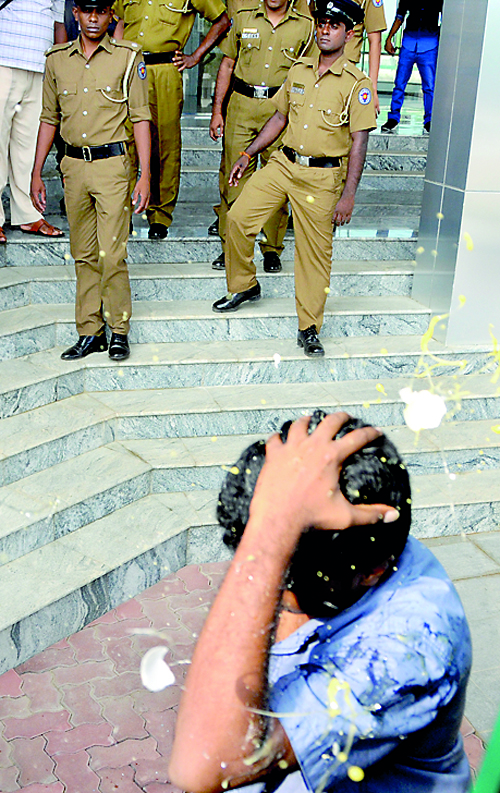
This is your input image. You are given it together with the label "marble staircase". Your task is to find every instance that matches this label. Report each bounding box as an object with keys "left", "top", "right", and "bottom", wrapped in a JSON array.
[{"left": 0, "top": 124, "right": 497, "bottom": 672}]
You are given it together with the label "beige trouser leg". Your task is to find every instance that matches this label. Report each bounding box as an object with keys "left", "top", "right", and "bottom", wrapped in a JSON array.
[
  {"left": 220, "top": 92, "right": 288, "bottom": 256},
  {"left": 0, "top": 66, "right": 42, "bottom": 227},
  {"left": 61, "top": 155, "right": 133, "bottom": 336},
  {"left": 146, "top": 63, "right": 183, "bottom": 228},
  {"left": 227, "top": 150, "right": 344, "bottom": 330}
]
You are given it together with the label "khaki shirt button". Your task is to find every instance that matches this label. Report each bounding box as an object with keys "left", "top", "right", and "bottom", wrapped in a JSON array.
[
  {"left": 82, "top": 133, "right": 87, "bottom": 138},
  {"left": 290, "top": 47, "right": 294, "bottom": 51},
  {"left": 106, "top": 86, "right": 111, "bottom": 91},
  {"left": 83, "top": 110, "right": 87, "bottom": 115},
  {"left": 265, "top": 64, "right": 269, "bottom": 68},
  {"left": 314, "top": 83, "right": 319, "bottom": 88},
  {"left": 271, "top": 28, "right": 275, "bottom": 33},
  {"left": 83, "top": 87, "right": 88, "bottom": 92},
  {"left": 268, "top": 46, "right": 272, "bottom": 51},
  {"left": 145, "top": 14, "right": 148, "bottom": 18},
  {"left": 140, "top": 31, "right": 144, "bottom": 35},
  {"left": 304, "top": 124, "right": 308, "bottom": 129},
  {"left": 247, "top": 43, "right": 251, "bottom": 47},
  {"left": 132, "top": 42, "right": 138, "bottom": 47},
  {"left": 85, "top": 64, "right": 90, "bottom": 69},
  {"left": 327, "top": 109, "right": 331, "bottom": 114},
  {"left": 310, "top": 103, "right": 313, "bottom": 108},
  {"left": 299, "top": 145, "right": 304, "bottom": 149},
  {"left": 63, "top": 89, "right": 68, "bottom": 95}
]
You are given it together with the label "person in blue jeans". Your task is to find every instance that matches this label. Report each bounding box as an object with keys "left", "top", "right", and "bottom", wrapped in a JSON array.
[{"left": 381, "top": 0, "right": 442, "bottom": 134}]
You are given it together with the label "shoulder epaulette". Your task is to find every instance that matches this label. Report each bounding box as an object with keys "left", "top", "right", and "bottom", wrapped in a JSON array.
[
  {"left": 111, "top": 38, "right": 142, "bottom": 51},
  {"left": 45, "top": 41, "right": 73, "bottom": 57},
  {"left": 342, "top": 59, "right": 368, "bottom": 80}
]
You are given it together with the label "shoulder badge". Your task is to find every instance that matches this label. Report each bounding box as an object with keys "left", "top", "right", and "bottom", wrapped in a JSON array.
[
  {"left": 373, "top": 0, "right": 383, "bottom": 6},
  {"left": 358, "top": 86, "right": 372, "bottom": 105},
  {"left": 138, "top": 61, "right": 147, "bottom": 79}
]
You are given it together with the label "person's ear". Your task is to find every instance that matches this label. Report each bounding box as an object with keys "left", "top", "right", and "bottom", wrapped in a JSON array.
[
  {"left": 345, "top": 27, "right": 354, "bottom": 41},
  {"left": 359, "top": 560, "right": 390, "bottom": 587}
]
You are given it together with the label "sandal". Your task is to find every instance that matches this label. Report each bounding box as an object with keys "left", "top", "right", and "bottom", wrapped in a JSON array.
[
  {"left": 20, "top": 219, "right": 64, "bottom": 237},
  {"left": 0, "top": 226, "right": 6, "bottom": 244}
]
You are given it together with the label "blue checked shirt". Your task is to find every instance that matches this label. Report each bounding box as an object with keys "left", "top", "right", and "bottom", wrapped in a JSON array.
[
  {"left": 0, "top": 0, "right": 65, "bottom": 73},
  {"left": 240, "top": 538, "right": 472, "bottom": 793}
]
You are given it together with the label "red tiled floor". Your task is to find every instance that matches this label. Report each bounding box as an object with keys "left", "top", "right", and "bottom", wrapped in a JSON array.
[
  {"left": 3, "top": 710, "right": 71, "bottom": 740},
  {"left": 115, "top": 599, "right": 148, "bottom": 621},
  {"left": 52, "top": 659, "right": 116, "bottom": 688},
  {"left": 44, "top": 722, "right": 115, "bottom": 755},
  {"left": 0, "top": 693, "right": 33, "bottom": 720},
  {"left": 16, "top": 641, "right": 76, "bottom": 675},
  {"left": 91, "top": 670, "right": 143, "bottom": 699},
  {"left": 61, "top": 681, "right": 104, "bottom": 727},
  {"left": 137, "top": 577, "right": 187, "bottom": 602},
  {"left": 0, "top": 729, "right": 14, "bottom": 769},
  {"left": 104, "top": 636, "right": 143, "bottom": 675},
  {"left": 0, "top": 669, "right": 23, "bottom": 698},
  {"left": 133, "top": 754, "right": 172, "bottom": 787},
  {"left": 98, "top": 764, "right": 145, "bottom": 793},
  {"left": 16, "top": 784, "right": 64, "bottom": 793},
  {"left": 54, "top": 750, "right": 101, "bottom": 792},
  {"left": 0, "top": 765, "right": 20, "bottom": 792},
  {"left": 20, "top": 671, "right": 63, "bottom": 713},
  {"left": 175, "top": 564, "right": 212, "bottom": 592},
  {"left": 463, "top": 733, "right": 485, "bottom": 775},
  {"left": 88, "top": 737, "right": 159, "bottom": 770},
  {"left": 68, "top": 627, "right": 108, "bottom": 664},
  {"left": 9, "top": 735, "right": 56, "bottom": 787},
  {"left": 99, "top": 695, "right": 148, "bottom": 741}
]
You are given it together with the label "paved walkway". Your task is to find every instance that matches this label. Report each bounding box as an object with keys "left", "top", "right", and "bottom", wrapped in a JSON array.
[{"left": 0, "top": 558, "right": 488, "bottom": 792}]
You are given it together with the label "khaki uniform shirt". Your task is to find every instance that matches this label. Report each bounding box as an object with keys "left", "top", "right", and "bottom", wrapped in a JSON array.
[
  {"left": 272, "top": 55, "right": 376, "bottom": 157},
  {"left": 41, "top": 34, "right": 151, "bottom": 147},
  {"left": 344, "top": 0, "right": 387, "bottom": 63},
  {"left": 112, "top": 0, "right": 226, "bottom": 53},
  {"left": 220, "top": 0, "right": 315, "bottom": 87}
]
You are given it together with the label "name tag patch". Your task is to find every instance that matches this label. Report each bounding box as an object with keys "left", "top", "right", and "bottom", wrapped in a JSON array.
[
  {"left": 358, "top": 86, "right": 372, "bottom": 105},
  {"left": 291, "top": 83, "right": 305, "bottom": 94},
  {"left": 242, "top": 28, "right": 259, "bottom": 38}
]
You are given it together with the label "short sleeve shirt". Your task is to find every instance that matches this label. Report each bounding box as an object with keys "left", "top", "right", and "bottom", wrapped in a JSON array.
[
  {"left": 112, "top": 0, "right": 226, "bottom": 52},
  {"left": 344, "top": 0, "right": 387, "bottom": 64},
  {"left": 238, "top": 538, "right": 472, "bottom": 793},
  {"left": 272, "top": 56, "right": 376, "bottom": 158},
  {"left": 41, "top": 34, "right": 151, "bottom": 146},
  {"left": 220, "top": 0, "right": 315, "bottom": 87}
]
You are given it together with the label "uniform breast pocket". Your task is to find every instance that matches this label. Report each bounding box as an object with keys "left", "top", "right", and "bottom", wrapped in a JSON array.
[
  {"left": 239, "top": 37, "right": 261, "bottom": 69},
  {"left": 95, "top": 80, "right": 124, "bottom": 106},
  {"left": 58, "top": 83, "right": 78, "bottom": 114},
  {"left": 123, "top": 0, "right": 142, "bottom": 24},
  {"left": 158, "top": 0, "right": 189, "bottom": 24},
  {"left": 317, "top": 102, "right": 344, "bottom": 129},
  {"left": 289, "top": 88, "right": 305, "bottom": 116}
]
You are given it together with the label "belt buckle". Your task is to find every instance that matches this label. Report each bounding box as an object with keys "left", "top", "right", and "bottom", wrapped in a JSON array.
[
  {"left": 82, "top": 146, "right": 92, "bottom": 162},
  {"left": 254, "top": 85, "right": 268, "bottom": 99},
  {"left": 296, "top": 154, "right": 310, "bottom": 167}
]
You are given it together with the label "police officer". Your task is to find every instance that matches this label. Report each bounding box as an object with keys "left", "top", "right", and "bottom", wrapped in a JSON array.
[
  {"left": 113, "top": 0, "right": 230, "bottom": 239},
  {"left": 209, "top": 0, "right": 315, "bottom": 272},
  {"left": 31, "top": 0, "right": 151, "bottom": 361},
  {"left": 212, "top": 0, "right": 376, "bottom": 357}
]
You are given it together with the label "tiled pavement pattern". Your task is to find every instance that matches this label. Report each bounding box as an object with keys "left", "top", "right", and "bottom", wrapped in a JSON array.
[{"left": 0, "top": 538, "right": 494, "bottom": 793}]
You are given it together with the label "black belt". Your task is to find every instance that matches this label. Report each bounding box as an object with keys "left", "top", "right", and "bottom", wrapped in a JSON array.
[
  {"left": 282, "top": 146, "right": 341, "bottom": 168},
  {"left": 65, "top": 141, "right": 126, "bottom": 162},
  {"left": 233, "top": 76, "right": 280, "bottom": 99},
  {"left": 143, "top": 51, "right": 176, "bottom": 64}
]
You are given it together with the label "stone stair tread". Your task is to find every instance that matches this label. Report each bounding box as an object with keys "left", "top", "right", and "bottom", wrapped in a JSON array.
[
  {"left": 1, "top": 372, "right": 496, "bottom": 464},
  {"left": 0, "top": 491, "right": 208, "bottom": 632}
]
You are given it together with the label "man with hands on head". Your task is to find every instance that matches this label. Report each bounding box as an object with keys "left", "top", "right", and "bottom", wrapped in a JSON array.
[
  {"left": 211, "top": 0, "right": 375, "bottom": 358},
  {"left": 31, "top": 0, "right": 151, "bottom": 362},
  {"left": 169, "top": 410, "right": 472, "bottom": 793}
]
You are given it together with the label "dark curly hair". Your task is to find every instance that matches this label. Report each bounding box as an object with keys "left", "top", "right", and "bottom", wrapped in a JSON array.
[{"left": 217, "top": 411, "right": 412, "bottom": 616}]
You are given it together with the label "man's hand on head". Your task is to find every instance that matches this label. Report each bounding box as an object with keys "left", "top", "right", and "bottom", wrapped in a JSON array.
[{"left": 249, "top": 412, "right": 399, "bottom": 541}]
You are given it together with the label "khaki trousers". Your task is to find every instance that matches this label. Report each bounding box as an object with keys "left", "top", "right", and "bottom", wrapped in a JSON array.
[
  {"left": 0, "top": 66, "right": 42, "bottom": 227},
  {"left": 220, "top": 92, "right": 288, "bottom": 255},
  {"left": 61, "top": 154, "right": 133, "bottom": 336},
  {"left": 146, "top": 63, "right": 183, "bottom": 228},
  {"left": 226, "top": 149, "right": 345, "bottom": 331}
]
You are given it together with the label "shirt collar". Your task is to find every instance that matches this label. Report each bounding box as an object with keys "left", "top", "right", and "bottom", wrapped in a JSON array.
[
  {"left": 255, "top": 0, "right": 299, "bottom": 22},
  {"left": 70, "top": 32, "right": 114, "bottom": 57},
  {"left": 307, "top": 54, "right": 350, "bottom": 78}
]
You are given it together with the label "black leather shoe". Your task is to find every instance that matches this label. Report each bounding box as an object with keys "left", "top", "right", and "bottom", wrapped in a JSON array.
[
  {"left": 297, "top": 325, "right": 325, "bottom": 357},
  {"left": 208, "top": 218, "right": 219, "bottom": 235},
  {"left": 212, "top": 282, "right": 261, "bottom": 313},
  {"left": 263, "top": 251, "right": 282, "bottom": 273},
  {"left": 381, "top": 118, "right": 398, "bottom": 133},
  {"left": 109, "top": 333, "right": 130, "bottom": 360},
  {"left": 212, "top": 252, "right": 225, "bottom": 270},
  {"left": 148, "top": 223, "right": 168, "bottom": 239},
  {"left": 61, "top": 333, "right": 108, "bottom": 360}
]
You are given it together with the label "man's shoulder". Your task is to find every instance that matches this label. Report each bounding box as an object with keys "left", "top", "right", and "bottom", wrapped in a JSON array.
[
  {"left": 111, "top": 38, "right": 142, "bottom": 52},
  {"left": 45, "top": 41, "right": 74, "bottom": 58},
  {"left": 341, "top": 59, "right": 368, "bottom": 81}
]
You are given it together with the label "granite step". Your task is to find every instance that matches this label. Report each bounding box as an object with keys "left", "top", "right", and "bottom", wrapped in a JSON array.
[
  {"left": 0, "top": 261, "right": 415, "bottom": 310},
  {"left": 0, "top": 336, "right": 491, "bottom": 420},
  {"left": 0, "top": 233, "right": 417, "bottom": 267},
  {"left": 0, "top": 373, "right": 497, "bottom": 487},
  {"left": 0, "top": 295, "right": 431, "bottom": 361},
  {"left": 1, "top": 463, "right": 499, "bottom": 675},
  {"left": 1, "top": 418, "right": 499, "bottom": 569}
]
